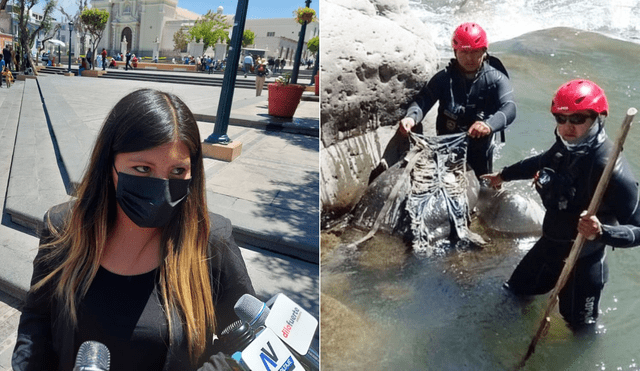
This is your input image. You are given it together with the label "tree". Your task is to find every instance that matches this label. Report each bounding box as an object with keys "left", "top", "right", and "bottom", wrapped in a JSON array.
[
  {"left": 189, "top": 10, "right": 230, "bottom": 52},
  {"left": 17, "top": 0, "right": 57, "bottom": 71},
  {"left": 80, "top": 7, "right": 109, "bottom": 69},
  {"left": 173, "top": 25, "right": 190, "bottom": 52},
  {"left": 242, "top": 29, "right": 255, "bottom": 48},
  {"left": 173, "top": 10, "right": 230, "bottom": 54},
  {"left": 59, "top": 0, "right": 89, "bottom": 55},
  {"left": 35, "top": 23, "right": 61, "bottom": 66},
  {"left": 307, "top": 36, "right": 318, "bottom": 54}
]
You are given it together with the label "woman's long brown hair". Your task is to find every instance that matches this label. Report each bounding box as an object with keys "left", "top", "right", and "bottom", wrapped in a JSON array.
[{"left": 32, "top": 89, "right": 215, "bottom": 364}]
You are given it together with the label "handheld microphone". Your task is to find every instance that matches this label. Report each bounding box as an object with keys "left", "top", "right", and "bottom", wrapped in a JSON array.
[
  {"left": 234, "top": 294, "right": 270, "bottom": 329},
  {"left": 234, "top": 294, "right": 319, "bottom": 371},
  {"left": 73, "top": 340, "right": 110, "bottom": 371},
  {"left": 219, "top": 320, "right": 256, "bottom": 355},
  {"left": 218, "top": 319, "right": 303, "bottom": 371}
]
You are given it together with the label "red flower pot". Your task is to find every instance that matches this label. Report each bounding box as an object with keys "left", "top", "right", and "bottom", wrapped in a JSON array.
[{"left": 268, "top": 83, "right": 306, "bottom": 118}]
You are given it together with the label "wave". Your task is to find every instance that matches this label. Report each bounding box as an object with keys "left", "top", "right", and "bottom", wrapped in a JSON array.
[{"left": 411, "top": 0, "right": 640, "bottom": 50}]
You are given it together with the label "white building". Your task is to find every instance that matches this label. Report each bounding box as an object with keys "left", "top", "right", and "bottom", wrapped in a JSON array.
[
  {"left": 89, "top": 0, "right": 318, "bottom": 61},
  {"left": 245, "top": 18, "right": 318, "bottom": 62}
]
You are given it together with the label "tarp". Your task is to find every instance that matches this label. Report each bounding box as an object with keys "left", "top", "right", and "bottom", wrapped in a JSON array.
[
  {"left": 349, "top": 132, "right": 483, "bottom": 254},
  {"left": 405, "top": 132, "right": 480, "bottom": 253}
]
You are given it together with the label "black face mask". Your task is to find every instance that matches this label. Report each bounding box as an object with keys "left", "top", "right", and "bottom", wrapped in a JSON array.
[{"left": 115, "top": 170, "right": 191, "bottom": 228}]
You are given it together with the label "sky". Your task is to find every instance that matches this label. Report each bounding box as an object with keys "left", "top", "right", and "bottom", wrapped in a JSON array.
[
  {"left": 177, "top": 0, "right": 319, "bottom": 20},
  {"left": 51, "top": 0, "right": 320, "bottom": 21}
]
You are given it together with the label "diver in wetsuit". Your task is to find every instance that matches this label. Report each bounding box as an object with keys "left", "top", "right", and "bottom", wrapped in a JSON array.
[
  {"left": 397, "top": 22, "right": 517, "bottom": 178},
  {"left": 483, "top": 79, "right": 640, "bottom": 330}
]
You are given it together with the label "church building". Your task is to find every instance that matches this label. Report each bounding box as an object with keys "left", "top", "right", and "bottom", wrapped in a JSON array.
[
  {"left": 89, "top": 0, "right": 318, "bottom": 61},
  {"left": 91, "top": 0, "right": 200, "bottom": 57}
]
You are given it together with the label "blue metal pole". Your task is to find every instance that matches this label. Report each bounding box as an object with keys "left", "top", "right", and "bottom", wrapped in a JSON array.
[
  {"left": 290, "top": 0, "right": 311, "bottom": 85},
  {"left": 310, "top": 46, "right": 318, "bottom": 84},
  {"left": 68, "top": 22, "right": 73, "bottom": 74},
  {"left": 204, "top": 0, "right": 250, "bottom": 145},
  {"left": 57, "top": 28, "right": 61, "bottom": 66}
]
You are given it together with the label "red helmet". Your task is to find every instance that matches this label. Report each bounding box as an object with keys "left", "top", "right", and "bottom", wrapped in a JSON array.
[
  {"left": 452, "top": 22, "right": 488, "bottom": 50},
  {"left": 551, "top": 79, "right": 608, "bottom": 116}
]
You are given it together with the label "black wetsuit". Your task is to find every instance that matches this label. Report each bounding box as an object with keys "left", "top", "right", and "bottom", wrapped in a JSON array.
[
  {"left": 404, "top": 56, "right": 516, "bottom": 176},
  {"left": 500, "top": 124, "right": 640, "bottom": 328}
]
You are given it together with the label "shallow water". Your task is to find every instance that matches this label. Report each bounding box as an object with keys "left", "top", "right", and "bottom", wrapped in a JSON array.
[{"left": 321, "top": 26, "right": 640, "bottom": 370}]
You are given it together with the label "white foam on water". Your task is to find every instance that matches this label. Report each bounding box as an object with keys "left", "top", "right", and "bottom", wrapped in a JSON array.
[{"left": 411, "top": 0, "right": 640, "bottom": 51}]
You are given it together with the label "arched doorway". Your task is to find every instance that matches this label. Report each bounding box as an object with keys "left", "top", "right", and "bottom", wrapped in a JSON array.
[{"left": 121, "top": 27, "right": 132, "bottom": 51}]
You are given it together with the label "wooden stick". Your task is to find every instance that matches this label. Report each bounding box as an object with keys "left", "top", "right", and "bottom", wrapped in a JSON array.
[{"left": 516, "top": 107, "right": 637, "bottom": 369}]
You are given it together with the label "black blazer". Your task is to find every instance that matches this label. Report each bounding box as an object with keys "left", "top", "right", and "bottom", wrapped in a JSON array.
[{"left": 12, "top": 201, "right": 256, "bottom": 370}]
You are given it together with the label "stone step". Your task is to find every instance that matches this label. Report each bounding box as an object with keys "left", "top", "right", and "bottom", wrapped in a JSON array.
[
  {"left": 4, "top": 78, "right": 70, "bottom": 234},
  {"left": 0, "top": 84, "right": 25, "bottom": 209},
  {"left": 37, "top": 78, "right": 93, "bottom": 191},
  {"left": 38, "top": 66, "right": 317, "bottom": 89}
]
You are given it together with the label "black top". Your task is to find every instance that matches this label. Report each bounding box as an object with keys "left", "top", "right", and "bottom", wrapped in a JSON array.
[
  {"left": 12, "top": 201, "right": 256, "bottom": 371},
  {"left": 76, "top": 266, "right": 167, "bottom": 370},
  {"left": 405, "top": 56, "right": 516, "bottom": 136},
  {"left": 501, "top": 128, "right": 640, "bottom": 256}
]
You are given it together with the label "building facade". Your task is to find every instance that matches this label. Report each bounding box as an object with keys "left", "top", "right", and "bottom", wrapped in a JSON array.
[
  {"left": 89, "top": 0, "right": 318, "bottom": 61},
  {"left": 90, "top": 0, "right": 200, "bottom": 57}
]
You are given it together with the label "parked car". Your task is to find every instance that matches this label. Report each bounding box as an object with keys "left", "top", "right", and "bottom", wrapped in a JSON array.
[{"left": 41, "top": 52, "right": 50, "bottom": 62}]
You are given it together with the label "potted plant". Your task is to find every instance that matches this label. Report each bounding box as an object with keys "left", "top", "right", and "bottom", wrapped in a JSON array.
[
  {"left": 268, "top": 73, "right": 306, "bottom": 118},
  {"left": 294, "top": 7, "right": 317, "bottom": 24}
]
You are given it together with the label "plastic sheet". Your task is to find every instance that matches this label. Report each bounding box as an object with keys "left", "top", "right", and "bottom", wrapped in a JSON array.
[{"left": 406, "top": 133, "right": 477, "bottom": 253}]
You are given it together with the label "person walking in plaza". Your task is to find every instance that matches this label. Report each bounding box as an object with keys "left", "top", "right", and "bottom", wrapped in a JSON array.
[
  {"left": 396, "top": 22, "right": 516, "bottom": 178},
  {"left": 3, "top": 45, "right": 11, "bottom": 71},
  {"left": 86, "top": 48, "right": 93, "bottom": 69},
  {"left": 274, "top": 58, "right": 280, "bottom": 73},
  {"left": 101, "top": 48, "right": 107, "bottom": 70},
  {"left": 12, "top": 89, "right": 256, "bottom": 370},
  {"left": 243, "top": 53, "right": 253, "bottom": 78},
  {"left": 255, "top": 58, "right": 267, "bottom": 96},
  {"left": 268, "top": 57, "right": 274, "bottom": 73},
  {"left": 482, "top": 79, "right": 640, "bottom": 330},
  {"left": 280, "top": 58, "right": 286, "bottom": 71},
  {"left": 125, "top": 50, "right": 132, "bottom": 70}
]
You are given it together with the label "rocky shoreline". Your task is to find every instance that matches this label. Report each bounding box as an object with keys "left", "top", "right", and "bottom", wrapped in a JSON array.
[{"left": 320, "top": 0, "right": 439, "bottom": 216}]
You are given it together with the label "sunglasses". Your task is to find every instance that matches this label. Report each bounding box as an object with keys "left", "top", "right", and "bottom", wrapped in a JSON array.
[{"left": 553, "top": 113, "right": 595, "bottom": 125}]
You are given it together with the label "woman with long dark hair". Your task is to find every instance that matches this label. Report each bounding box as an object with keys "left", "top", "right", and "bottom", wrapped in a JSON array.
[{"left": 12, "top": 89, "right": 255, "bottom": 370}]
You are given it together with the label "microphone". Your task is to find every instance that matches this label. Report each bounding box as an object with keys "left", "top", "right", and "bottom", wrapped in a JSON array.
[
  {"left": 218, "top": 320, "right": 303, "bottom": 371},
  {"left": 219, "top": 320, "right": 256, "bottom": 355},
  {"left": 73, "top": 340, "right": 110, "bottom": 371},
  {"left": 234, "top": 294, "right": 319, "bottom": 371},
  {"left": 234, "top": 294, "right": 270, "bottom": 329}
]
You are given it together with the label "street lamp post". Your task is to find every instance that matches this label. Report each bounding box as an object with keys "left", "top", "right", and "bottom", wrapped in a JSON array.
[
  {"left": 57, "top": 28, "right": 61, "bottom": 67},
  {"left": 290, "top": 0, "right": 312, "bottom": 84},
  {"left": 204, "top": 0, "right": 249, "bottom": 145},
  {"left": 67, "top": 21, "right": 73, "bottom": 74}
]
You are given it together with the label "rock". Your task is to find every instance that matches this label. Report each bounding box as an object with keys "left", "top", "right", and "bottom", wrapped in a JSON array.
[
  {"left": 475, "top": 187, "right": 545, "bottom": 235},
  {"left": 320, "top": 0, "right": 439, "bottom": 214},
  {"left": 320, "top": 294, "right": 385, "bottom": 370},
  {"left": 350, "top": 159, "right": 411, "bottom": 236}
]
